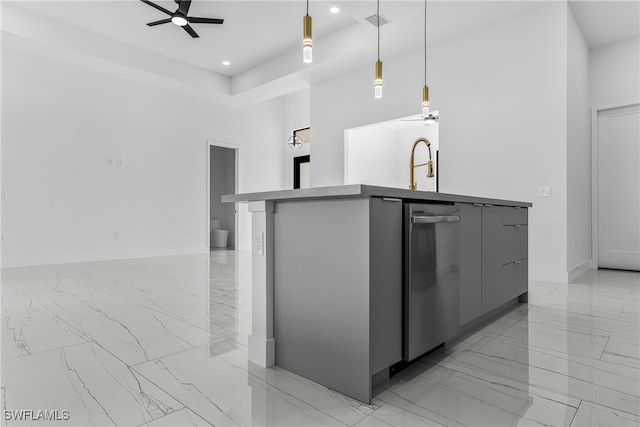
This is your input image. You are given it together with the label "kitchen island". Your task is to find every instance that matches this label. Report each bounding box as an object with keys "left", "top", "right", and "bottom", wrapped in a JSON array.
[{"left": 222, "top": 185, "right": 532, "bottom": 403}]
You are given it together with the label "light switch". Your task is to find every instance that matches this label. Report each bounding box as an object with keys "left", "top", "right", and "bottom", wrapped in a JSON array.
[{"left": 538, "top": 186, "right": 551, "bottom": 197}]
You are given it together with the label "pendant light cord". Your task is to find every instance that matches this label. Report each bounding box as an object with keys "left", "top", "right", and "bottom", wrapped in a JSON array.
[
  {"left": 424, "top": 0, "right": 427, "bottom": 86},
  {"left": 377, "top": 0, "right": 380, "bottom": 60},
  {"left": 306, "top": 0, "right": 309, "bottom": 17}
]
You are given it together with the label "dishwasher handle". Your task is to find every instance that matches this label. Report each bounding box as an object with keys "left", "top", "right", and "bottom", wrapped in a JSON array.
[{"left": 412, "top": 215, "right": 461, "bottom": 224}]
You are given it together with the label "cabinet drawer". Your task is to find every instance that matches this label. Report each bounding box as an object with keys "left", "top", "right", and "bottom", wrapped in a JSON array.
[
  {"left": 503, "top": 207, "right": 527, "bottom": 225},
  {"left": 502, "top": 259, "right": 528, "bottom": 301},
  {"left": 502, "top": 225, "right": 528, "bottom": 264}
]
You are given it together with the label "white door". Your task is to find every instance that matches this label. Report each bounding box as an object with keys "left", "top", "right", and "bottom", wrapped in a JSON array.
[{"left": 597, "top": 104, "right": 640, "bottom": 270}]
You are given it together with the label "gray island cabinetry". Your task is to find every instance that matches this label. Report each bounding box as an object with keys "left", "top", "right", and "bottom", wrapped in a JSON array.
[{"left": 222, "top": 185, "right": 532, "bottom": 404}]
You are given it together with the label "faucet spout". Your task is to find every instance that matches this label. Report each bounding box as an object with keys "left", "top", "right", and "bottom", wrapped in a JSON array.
[{"left": 409, "top": 137, "right": 434, "bottom": 190}]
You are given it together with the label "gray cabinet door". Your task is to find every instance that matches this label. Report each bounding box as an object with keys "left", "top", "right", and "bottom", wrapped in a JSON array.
[
  {"left": 481, "top": 205, "right": 504, "bottom": 314},
  {"left": 458, "top": 203, "right": 482, "bottom": 325}
]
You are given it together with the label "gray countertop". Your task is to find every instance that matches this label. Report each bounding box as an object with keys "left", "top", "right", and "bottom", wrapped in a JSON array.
[{"left": 222, "top": 184, "right": 532, "bottom": 208}]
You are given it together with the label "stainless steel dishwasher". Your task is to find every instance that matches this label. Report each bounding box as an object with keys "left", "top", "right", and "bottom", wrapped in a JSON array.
[{"left": 404, "top": 203, "right": 460, "bottom": 362}]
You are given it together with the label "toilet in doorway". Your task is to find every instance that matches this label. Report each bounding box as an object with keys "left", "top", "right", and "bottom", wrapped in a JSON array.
[{"left": 210, "top": 218, "right": 229, "bottom": 248}]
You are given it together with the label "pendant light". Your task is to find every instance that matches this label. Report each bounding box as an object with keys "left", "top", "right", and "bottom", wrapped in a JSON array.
[
  {"left": 421, "top": 0, "right": 429, "bottom": 115},
  {"left": 374, "top": 0, "right": 383, "bottom": 98},
  {"left": 303, "top": 0, "right": 312, "bottom": 63}
]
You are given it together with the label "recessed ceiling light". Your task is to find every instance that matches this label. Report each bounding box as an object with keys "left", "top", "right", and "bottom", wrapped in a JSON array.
[
  {"left": 222, "top": 61, "right": 231, "bottom": 66},
  {"left": 329, "top": 6, "right": 340, "bottom": 14}
]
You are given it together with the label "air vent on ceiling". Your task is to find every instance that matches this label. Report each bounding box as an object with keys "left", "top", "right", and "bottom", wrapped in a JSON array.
[{"left": 364, "top": 13, "right": 390, "bottom": 27}]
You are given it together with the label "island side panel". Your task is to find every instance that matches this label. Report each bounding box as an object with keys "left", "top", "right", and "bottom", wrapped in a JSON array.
[
  {"left": 247, "top": 200, "right": 275, "bottom": 367},
  {"left": 273, "top": 198, "right": 372, "bottom": 403},
  {"left": 369, "top": 198, "right": 402, "bottom": 376}
]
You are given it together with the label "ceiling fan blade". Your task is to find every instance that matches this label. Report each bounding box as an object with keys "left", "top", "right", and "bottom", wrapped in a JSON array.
[
  {"left": 187, "top": 17, "right": 224, "bottom": 24},
  {"left": 146, "top": 18, "right": 172, "bottom": 26},
  {"left": 182, "top": 24, "right": 199, "bottom": 38},
  {"left": 177, "top": 0, "right": 192, "bottom": 15},
  {"left": 140, "top": 0, "right": 173, "bottom": 16}
]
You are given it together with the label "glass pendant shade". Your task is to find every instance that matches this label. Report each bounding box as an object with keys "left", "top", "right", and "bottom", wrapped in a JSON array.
[
  {"left": 288, "top": 134, "right": 304, "bottom": 149},
  {"left": 303, "top": 15, "right": 312, "bottom": 63},
  {"left": 374, "top": 60, "right": 383, "bottom": 99},
  {"left": 422, "top": 85, "right": 430, "bottom": 116}
]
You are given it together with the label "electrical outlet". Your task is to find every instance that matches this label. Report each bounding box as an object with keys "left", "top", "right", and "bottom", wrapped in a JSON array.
[
  {"left": 107, "top": 158, "right": 113, "bottom": 166},
  {"left": 1, "top": 192, "right": 5, "bottom": 200},
  {"left": 254, "top": 233, "right": 264, "bottom": 255},
  {"left": 117, "top": 159, "right": 123, "bottom": 167},
  {"left": 113, "top": 231, "right": 120, "bottom": 239},
  {"left": 538, "top": 186, "right": 551, "bottom": 197}
]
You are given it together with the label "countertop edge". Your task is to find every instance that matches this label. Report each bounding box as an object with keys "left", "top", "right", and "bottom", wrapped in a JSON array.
[{"left": 222, "top": 184, "right": 533, "bottom": 208}]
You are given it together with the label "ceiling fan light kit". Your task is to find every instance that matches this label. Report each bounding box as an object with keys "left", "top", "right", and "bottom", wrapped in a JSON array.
[{"left": 140, "top": 0, "right": 223, "bottom": 38}]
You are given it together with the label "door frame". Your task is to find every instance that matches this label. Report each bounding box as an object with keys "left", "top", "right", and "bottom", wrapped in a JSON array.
[
  {"left": 293, "top": 155, "right": 310, "bottom": 189},
  {"left": 591, "top": 101, "right": 640, "bottom": 268},
  {"left": 206, "top": 140, "right": 240, "bottom": 250}
]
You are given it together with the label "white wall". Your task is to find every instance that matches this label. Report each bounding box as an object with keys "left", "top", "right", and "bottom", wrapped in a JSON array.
[
  {"left": 1, "top": 45, "right": 285, "bottom": 267},
  {"left": 590, "top": 37, "right": 640, "bottom": 108},
  {"left": 566, "top": 7, "right": 592, "bottom": 278},
  {"left": 345, "top": 122, "right": 438, "bottom": 192},
  {"left": 311, "top": 2, "right": 570, "bottom": 282},
  {"left": 345, "top": 124, "right": 397, "bottom": 187}
]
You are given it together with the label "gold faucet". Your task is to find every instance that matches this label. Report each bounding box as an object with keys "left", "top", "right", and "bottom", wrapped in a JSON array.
[{"left": 409, "top": 137, "right": 434, "bottom": 190}]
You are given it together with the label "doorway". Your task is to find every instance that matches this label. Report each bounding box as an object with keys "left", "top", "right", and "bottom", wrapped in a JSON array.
[
  {"left": 594, "top": 104, "right": 640, "bottom": 270},
  {"left": 208, "top": 142, "right": 237, "bottom": 249},
  {"left": 294, "top": 155, "right": 311, "bottom": 189}
]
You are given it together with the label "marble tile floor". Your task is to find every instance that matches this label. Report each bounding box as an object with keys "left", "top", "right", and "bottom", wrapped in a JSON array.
[{"left": 1, "top": 251, "right": 638, "bottom": 426}]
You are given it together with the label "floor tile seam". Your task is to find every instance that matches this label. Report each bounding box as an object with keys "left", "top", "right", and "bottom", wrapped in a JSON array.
[
  {"left": 481, "top": 327, "right": 612, "bottom": 354},
  {"left": 388, "top": 368, "right": 568, "bottom": 425},
  {"left": 527, "top": 303, "right": 627, "bottom": 318},
  {"left": 511, "top": 311, "right": 640, "bottom": 335},
  {"left": 124, "top": 345, "right": 217, "bottom": 370},
  {"left": 574, "top": 397, "right": 640, "bottom": 418},
  {"left": 266, "top": 367, "right": 378, "bottom": 423},
  {"left": 448, "top": 348, "right": 640, "bottom": 396},
  {"left": 3, "top": 301, "right": 98, "bottom": 357},
  {"left": 465, "top": 339, "right": 638, "bottom": 376},
  {"left": 134, "top": 306, "right": 212, "bottom": 333},
  {"left": 374, "top": 390, "right": 462, "bottom": 427},
  {"left": 465, "top": 327, "right": 612, "bottom": 356},
  {"left": 568, "top": 400, "right": 582, "bottom": 427},
  {"left": 128, "top": 366, "right": 216, "bottom": 427},
  {"left": 366, "top": 407, "right": 447, "bottom": 427},
  {"left": 131, "top": 362, "right": 252, "bottom": 427},
  {"left": 599, "top": 335, "right": 612, "bottom": 362},
  {"left": 0, "top": 340, "right": 90, "bottom": 364},
  {"left": 241, "top": 370, "right": 354, "bottom": 427},
  {"left": 150, "top": 344, "right": 365, "bottom": 426},
  {"left": 425, "top": 360, "right": 581, "bottom": 410},
  {"left": 496, "top": 319, "right": 615, "bottom": 341},
  {"left": 150, "top": 307, "right": 246, "bottom": 337}
]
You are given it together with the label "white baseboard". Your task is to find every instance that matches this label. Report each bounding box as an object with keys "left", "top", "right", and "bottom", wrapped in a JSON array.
[
  {"left": 248, "top": 335, "right": 275, "bottom": 368},
  {"left": 568, "top": 260, "right": 593, "bottom": 282}
]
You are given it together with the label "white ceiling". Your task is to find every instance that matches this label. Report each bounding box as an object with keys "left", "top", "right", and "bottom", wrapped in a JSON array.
[
  {"left": 5, "top": 0, "right": 639, "bottom": 101},
  {"left": 569, "top": 0, "right": 639, "bottom": 48}
]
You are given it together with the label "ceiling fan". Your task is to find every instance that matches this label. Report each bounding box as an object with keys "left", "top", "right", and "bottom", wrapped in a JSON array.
[{"left": 140, "top": 0, "right": 224, "bottom": 38}]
